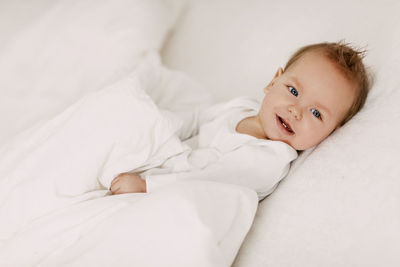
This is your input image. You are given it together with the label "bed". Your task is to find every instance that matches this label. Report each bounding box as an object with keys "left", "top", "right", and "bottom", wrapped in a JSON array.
[{"left": 1, "top": 0, "right": 399, "bottom": 266}]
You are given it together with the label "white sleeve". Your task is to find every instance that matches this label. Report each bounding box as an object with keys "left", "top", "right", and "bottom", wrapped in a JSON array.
[
  {"left": 170, "top": 101, "right": 229, "bottom": 140},
  {"left": 144, "top": 142, "right": 297, "bottom": 200},
  {"left": 134, "top": 52, "right": 216, "bottom": 140}
]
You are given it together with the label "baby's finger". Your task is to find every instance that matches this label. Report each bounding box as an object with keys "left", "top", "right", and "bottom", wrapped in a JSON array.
[
  {"left": 111, "top": 176, "right": 120, "bottom": 187},
  {"left": 110, "top": 182, "right": 120, "bottom": 194},
  {"left": 111, "top": 187, "right": 121, "bottom": 195}
]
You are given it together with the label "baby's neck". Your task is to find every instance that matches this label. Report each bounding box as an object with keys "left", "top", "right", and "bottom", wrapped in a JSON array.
[{"left": 235, "top": 116, "right": 267, "bottom": 139}]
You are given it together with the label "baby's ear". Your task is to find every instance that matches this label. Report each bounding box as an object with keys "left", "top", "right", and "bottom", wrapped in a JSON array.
[
  {"left": 264, "top": 67, "right": 284, "bottom": 93},
  {"left": 274, "top": 67, "right": 284, "bottom": 79}
]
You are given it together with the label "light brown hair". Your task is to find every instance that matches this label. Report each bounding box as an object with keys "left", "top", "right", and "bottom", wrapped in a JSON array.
[{"left": 284, "top": 41, "right": 371, "bottom": 126}]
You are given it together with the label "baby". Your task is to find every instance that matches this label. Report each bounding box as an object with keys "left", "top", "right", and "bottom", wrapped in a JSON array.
[{"left": 110, "top": 41, "right": 370, "bottom": 199}]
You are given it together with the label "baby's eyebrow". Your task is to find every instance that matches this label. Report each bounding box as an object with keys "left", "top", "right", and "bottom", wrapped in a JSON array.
[{"left": 289, "top": 76, "right": 303, "bottom": 91}]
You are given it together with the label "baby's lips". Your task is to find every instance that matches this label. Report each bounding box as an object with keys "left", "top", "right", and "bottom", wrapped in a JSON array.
[{"left": 281, "top": 117, "right": 294, "bottom": 133}]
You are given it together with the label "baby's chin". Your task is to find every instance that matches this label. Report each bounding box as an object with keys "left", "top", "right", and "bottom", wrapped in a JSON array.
[
  {"left": 292, "top": 140, "right": 322, "bottom": 151},
  {"left": 266, "top": 130, "right": 317, "bottom": 150},
  {"left": 278, "top": 139, "right": 313, "bottom": 151},
  {"left": 270, "top": 138, "right": 300, "bottom": 150}
]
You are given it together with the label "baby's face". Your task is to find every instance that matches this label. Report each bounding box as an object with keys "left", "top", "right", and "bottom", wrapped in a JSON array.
[{"left": 257, "top": 51, "right": 356, "bottom": 150}]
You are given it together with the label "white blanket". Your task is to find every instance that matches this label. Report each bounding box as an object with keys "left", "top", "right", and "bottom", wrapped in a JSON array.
[
  {"left": 0, "top": 73, "right": 185, "bottom": 239},
  {"left": 0, "top": 72, "right": 258, "bottom": 266},
  {"left": 0, "top": 181, "right": 257, "bottom": 267},
  {"left": 0, "top": 0, "right": 258, "bottom": 265}
]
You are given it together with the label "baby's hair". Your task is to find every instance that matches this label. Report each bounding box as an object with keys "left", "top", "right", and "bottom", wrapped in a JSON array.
[{"left": 284, "top": 41, "right": 371, "bottom": 126}]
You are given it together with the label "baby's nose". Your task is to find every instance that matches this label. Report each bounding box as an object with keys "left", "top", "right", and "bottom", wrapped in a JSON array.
[{"left": 288, "top": 106, "right": 302, "bottom": 120}]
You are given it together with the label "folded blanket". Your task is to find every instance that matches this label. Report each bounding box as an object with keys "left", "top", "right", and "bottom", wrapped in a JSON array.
[
  {"left": 0, "top": 181, "right": 258, "bottom": 267},
  {"left": 0, "top": 61, "right": 258, "bottom": 267},
  {"left": 0, "top": 73, "right": 185, "bottom": 241}
]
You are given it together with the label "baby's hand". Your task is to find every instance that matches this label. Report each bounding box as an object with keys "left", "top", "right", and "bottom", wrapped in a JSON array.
[{"left": 110, "top": 173, "right": 146, "bottom": 195}]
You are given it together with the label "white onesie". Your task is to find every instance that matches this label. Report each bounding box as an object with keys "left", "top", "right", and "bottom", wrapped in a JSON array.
[
  {"left": 132, "top": 52, "right": 298, "bottom": 200},
  {"left": 142, "top": 96, "right": 298, "bottom": 200}
]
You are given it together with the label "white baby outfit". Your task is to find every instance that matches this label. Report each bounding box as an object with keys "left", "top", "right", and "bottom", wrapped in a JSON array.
[
  {"left": 132, "top": 52, "right": 298, "bottom": 200},
  {"left": 142, "top": 97, "right": 298, "bottom": 200}
]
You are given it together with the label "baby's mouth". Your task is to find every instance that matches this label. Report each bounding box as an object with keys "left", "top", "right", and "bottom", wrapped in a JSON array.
[{"left": 277, "top": 115, "right": 295, "bottom": 134}]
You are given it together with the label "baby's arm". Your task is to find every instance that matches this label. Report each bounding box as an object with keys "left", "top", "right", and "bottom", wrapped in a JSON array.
[
  {"left": 110, "top": 173, "right": 146, "bottom": 194},
  {"left": 144, "top": 143, "right": 297, "bottom": 200}
]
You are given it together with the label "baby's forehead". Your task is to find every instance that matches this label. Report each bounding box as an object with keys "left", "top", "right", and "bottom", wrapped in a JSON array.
[
  {"left": 285, "top": 51, "right": 354, "bottom": 84},
  {"left": 286, "top": 51, "right": 331, "bottom": 70}
]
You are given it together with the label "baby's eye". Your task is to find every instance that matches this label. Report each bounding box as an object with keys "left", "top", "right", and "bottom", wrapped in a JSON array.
[
  {"left": 311, "top": 108, "right": 322, "bottom": 120},
  {"left": 288, "top": 86, "right": 298, "bottom": 97}
]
